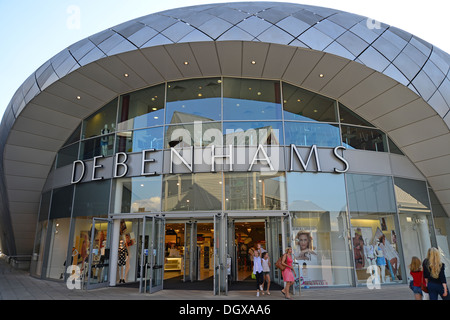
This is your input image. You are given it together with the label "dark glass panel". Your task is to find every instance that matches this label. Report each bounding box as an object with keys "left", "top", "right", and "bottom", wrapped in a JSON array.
[
  {"left": 223, "top": 78, "right": 282, "bottom": 120},
  {"left": 283, "top": 83, "right": 337, "bottom": 122}
]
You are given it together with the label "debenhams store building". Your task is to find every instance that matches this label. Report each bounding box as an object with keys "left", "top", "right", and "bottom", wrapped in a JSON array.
[{"left": 1, "top": 2, "right": 450, "bottom": 295}]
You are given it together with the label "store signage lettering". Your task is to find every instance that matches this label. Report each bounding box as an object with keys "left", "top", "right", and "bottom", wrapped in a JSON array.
[{"left": 70, "top": 144, "right": 349, "bottom": 184}]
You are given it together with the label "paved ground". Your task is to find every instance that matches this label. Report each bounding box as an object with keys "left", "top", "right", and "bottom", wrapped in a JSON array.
[{"left": 0, "top": 255, "right": 414, "bottom": 301}]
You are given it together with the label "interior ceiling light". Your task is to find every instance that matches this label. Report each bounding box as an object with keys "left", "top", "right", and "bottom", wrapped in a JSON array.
[
  {"left": 76, "top": 96, "right": 81, "bottom": 100},
  {"left": 251, "top": 60, "right": 256, "bottom": 65},
  {"left": 184, "top": 61, "right": 189, "bottom": 65},
  {"left": 124, "top": 73, "right": 129, "bottom": 77},
  {"left": 319, "top": 73, "right": 324, "bottom": 78}
]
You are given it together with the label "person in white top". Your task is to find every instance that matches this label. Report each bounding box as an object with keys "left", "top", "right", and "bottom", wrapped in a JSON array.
[
  {"left": 261, "top": 252, "right": 271, "bottom": 295},
  {"left": 252, "top": 249, "right": 264, "bottom": 296}
]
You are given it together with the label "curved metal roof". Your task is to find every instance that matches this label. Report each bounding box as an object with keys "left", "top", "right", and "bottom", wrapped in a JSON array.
[{"left": 1, "top": 1, "right": 449, "bottom": 255}]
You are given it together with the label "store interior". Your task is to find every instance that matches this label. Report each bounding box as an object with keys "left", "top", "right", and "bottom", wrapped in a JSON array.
[{"left": 163, "top": 221, "right": 267, "bottom": 284}]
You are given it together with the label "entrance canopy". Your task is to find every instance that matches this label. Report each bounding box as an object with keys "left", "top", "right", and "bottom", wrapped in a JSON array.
[{"left": 1, "top": 2, "right": 449, "bottom": 256}]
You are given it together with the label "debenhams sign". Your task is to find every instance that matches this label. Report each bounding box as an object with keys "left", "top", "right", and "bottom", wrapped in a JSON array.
[{"left": 70, "top": 144, "right": 349, "bottom": 184}]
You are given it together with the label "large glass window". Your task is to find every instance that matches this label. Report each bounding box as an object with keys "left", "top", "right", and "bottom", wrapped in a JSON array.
[
  {"left": 82, "top": 99, "right": 118, "bottom": 139},
  {"left": 223, "top": 78, "right": 282, "bottom": 120},
  {"left": 72, "top": 180, "right": 111, "bottom": 217},
  {"left": 56, "top": 143, "right": 79, "bottom": 168},
  {"left": 165, "top": 122, "right": 222, "bottom": 148},
  {"left": 80, "top": 134, "right": 115, "bottom": 159},
  {"left": 341, "top": 125, "right": 387, "bottom": 152},
  {"left": 346, "top": 174, "right": 402, "bottom": 284},
  {"left": 338, "top": 103, "right": 374, "bottom": 127},
  {"left": 70, "top": 216, "right": 95, "bottom": 286},
  {"left": 288, "top": 172, "right": 353, "bottom": 287},
  {"left": 163, "top": 173, "right": 223, "bottom": 211},
  {"left": 166, "top": 78, "right": 222, "bottom": 124},
  {"left": 118, "top": 84, "right": 165, "bottom": 131},
  {"left": 223, "top": 121, "right": 283, "bottom": 146},
  {"left": 69, "top": 181, "right": 110, "bottom": 285},
  {"left": 224, "top": 172, "right": 286, "bottom": 211},
  {"left": 283, "top": 83, "right": 337, "bottom": 122},
  {"left": 394, "top": 178, "right": 436, "bottom": 270},
  {"left": 284, "top": 122, "right": 340, "bottom": 147},
  {"left": 46, "top": 185, "right": 74, "bottom": 280},
  {"left": 116, "top": 127, "right": 164, "bottom": 153},
  {"left": 30, "top": 191, "right": 51, "bottom": 277},
  {"left": 112, "top": 176, "right": 162, "bottom": 213},
  {"left": 429, "top": 189, "right": 450, "bottom": 277}
]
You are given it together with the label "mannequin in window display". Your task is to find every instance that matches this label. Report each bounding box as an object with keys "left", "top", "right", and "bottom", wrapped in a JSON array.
[
  {"left": 118, "top": 240, "right": 128, "bottom": 283},
  {"left": 124, "top": 233, "right": 135, "bottom": 280},
  {"left": 375, "top": 239, "right": 386, "bottom": 283},
  {"left": 364, "top": 238, "right": 376, "bottom": 267},
  {"left": 379, "top": 235, "right": 400, "bottom": 281},
  {"left": 100, "top": 124, "right": 110, "bottom": 156}
]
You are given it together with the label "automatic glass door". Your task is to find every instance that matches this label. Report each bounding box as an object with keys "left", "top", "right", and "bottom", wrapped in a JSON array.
[
  {"left": 86, "top": 218, "right": 112, "bottom": 290},
  {"left": 140, "top": 215, "right": 165, "bottom": 294},
  {"left": 184, "top": 221, "right": 198, "bottom": 282}
]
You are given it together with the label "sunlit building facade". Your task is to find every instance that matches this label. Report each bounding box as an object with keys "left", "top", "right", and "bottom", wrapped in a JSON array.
[{"left": 1, "top": 2, "right": 449, "bottom": 294}]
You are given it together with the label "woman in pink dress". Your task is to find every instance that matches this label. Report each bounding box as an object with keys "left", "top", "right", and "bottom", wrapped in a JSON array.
[{"left": 281, "top": 247, "right": 296, "bottom": 300}]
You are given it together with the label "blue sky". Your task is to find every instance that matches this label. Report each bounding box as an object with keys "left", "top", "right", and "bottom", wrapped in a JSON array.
[{"left": 1, "top": 0, "right": 449, "bottom": 121}]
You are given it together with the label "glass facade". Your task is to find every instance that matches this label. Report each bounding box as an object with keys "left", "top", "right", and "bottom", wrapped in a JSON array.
[
  {"left": 56, "top": 77, "right": 399, "bottom": 159},
  {"left": 30, "top": 77, "right": 449, "bottom": 291},
  {"left": 347, "top": 174, "right": 402, "bottom": 284}
]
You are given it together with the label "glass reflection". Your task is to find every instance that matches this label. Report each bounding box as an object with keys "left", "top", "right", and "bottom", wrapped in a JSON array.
[
  {"left": 338, "top": 103, "right": 374, "bottom": 127},
  {"left": 163, "top": 173, "right": 222, "bottom": 211},
  {"left": 223, "top": 78, "right": 282, "bottom": 120},
  {"left": 46, "top": 185, "right": 74, "bottom": 279},
  {"left": 72, "top": 180, "right": 111, "bottom": 217},
  {"left": 341, "top": 125, "right": 387, "bottom": 152},
  {"left": 165, "top": 122, "right": 222, "bottom": 148},
  {"left": 118, "top": 84, "right": 165, "bottom": 131},
  {"left": 82, "top": 99, "right": 117, "bottom": 139},
  {"left": 112, "top": 176, "right": 162, "bottom": 213},
  {"left": 80, "top": 134, "right": 114, "bottom": 159},
  {"left": 283, "top": 83, "right": 337, "bottom": 122},
  {"left": 223, "top": 121, "right": 283, "bottom": 146},
  {"left": 284, "top": 122, "right": 340, "bottom": 147},
  {"left": 347, "top": 174, "right": 402, "bottom": 284},
  {"left": 394, "top": 178, "right": 435, "bottom": 272},
  {"left": 166, "top": 78, "right": 221, "bottom": 124},
  {"left": 57, "top": 143, "right": 79, "bottom": 168},
  {"left": 429, "top": 189, "right": 450, "bottom": 277},
  {"left": 116, "top": 127, "right": 164, "bottom": 153},
  {"left": 288, "top": 173, "right": 352, "bottom": 287},
  {"left": 224, "top": 172, "right": 286, "bottom": 211},
  {"left": 30, "top": 191, "right": 51, "bottom": 277}
]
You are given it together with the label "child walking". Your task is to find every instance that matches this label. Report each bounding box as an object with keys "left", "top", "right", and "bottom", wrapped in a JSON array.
[
  {"left": 261, "top": 252, "right": 271, "bottom": 295},
  {"left": 409, "top": 256, "right": 424, "bottom": 300}
]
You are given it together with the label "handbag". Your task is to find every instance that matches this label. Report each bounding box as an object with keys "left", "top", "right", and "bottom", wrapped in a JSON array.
[
  {"left": 421, "top": 273, "right": 428, "bottom": 293},
  {"left": 421, "top": 281, "right": 428, "bottom": 293},
  {"left": 251, "top": 273, "right": 256, "bottom": 279},
  {"left": 275, "top": 254, "right": 286, "bottom": 271}
]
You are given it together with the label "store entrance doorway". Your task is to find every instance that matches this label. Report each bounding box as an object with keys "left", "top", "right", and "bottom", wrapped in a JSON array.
[
  {"left": 234, "top": 221, "right": 266, "bottom": 282},
  {"left": 228, "top": 216, "right": 290, "bottom": 292},
  {"left": 163, "top": 221, "right": 215, "bottom": 290}
]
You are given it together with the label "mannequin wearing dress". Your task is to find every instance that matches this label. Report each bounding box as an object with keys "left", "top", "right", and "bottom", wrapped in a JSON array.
[{"left": 118, "top": 240, "right": 128, "bottom": 283}]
